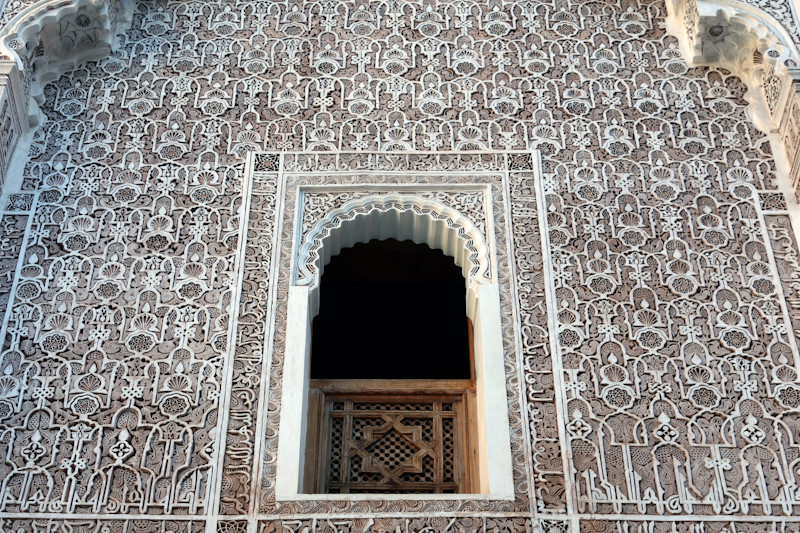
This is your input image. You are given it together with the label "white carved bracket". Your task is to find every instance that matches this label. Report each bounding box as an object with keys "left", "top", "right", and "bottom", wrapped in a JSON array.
[
  {"left": 0, "top": 0, "right": 134, "bottom": 185},
  {"left": 0, "top": 0, "right": 135, "bottom": 123},
  {"left": 667, "top": 0, "right": 800, "bottom": 131},
  {"left": 665, "top": 0, "right": 800, "bottom": 196}
]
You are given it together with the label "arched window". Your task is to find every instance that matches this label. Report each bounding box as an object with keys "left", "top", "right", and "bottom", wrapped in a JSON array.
[
  {"left": 276, "top": 195, "right": 513, "bottom": 501},
  {"left": 306, "top": 239, "right": 474, "bottom": 493}
]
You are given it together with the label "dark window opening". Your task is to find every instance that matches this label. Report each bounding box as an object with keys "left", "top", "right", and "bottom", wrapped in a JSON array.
[
  {"left": 305, "top": 238, "right": 477, "bottom": 494},
  {"left": 310, "top": 238, "right": 470, "bottom": 380}
]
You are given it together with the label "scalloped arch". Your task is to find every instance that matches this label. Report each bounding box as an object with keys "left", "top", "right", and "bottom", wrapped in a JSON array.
[{"left": 295, "top": 193, "right": 493, "bottom": 303}]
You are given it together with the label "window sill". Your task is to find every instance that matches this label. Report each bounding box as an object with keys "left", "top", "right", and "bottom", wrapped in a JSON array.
[
  {"left": 278, "top": 493, "right": 514, "bottom": 501},
  {"left": 308, "top": 379, "right": 476, "bottom": 394}
]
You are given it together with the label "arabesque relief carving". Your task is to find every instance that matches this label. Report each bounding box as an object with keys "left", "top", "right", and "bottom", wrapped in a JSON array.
[{"left": 0, "top": 0, "right": 796, "bottom": 531}]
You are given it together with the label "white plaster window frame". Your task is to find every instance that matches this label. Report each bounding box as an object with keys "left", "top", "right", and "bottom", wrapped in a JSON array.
[{"left": 275, "top": 185, "right": 515, "bottom": 501}]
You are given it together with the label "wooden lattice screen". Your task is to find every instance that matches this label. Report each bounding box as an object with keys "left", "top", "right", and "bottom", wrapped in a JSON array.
[{"left": 313, "top": 393, "right": 470, "bottom": 494}]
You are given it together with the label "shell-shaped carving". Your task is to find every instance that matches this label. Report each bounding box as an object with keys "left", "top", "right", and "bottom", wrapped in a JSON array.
[
  {"left": 147, "top": 215, "right": 174, "bottom": 232},
  {"left": 547, "top": 211, "right": 565, "bottom": 226},
  {"left": 68, "top": 216, "right": 94, "bottom": 232},
  {"left": 726, "top": 166, "right": 753, "bottom": 182},
  {"left": 167, "top": 375, "right": 191, "bottom": 392},
  {"left": 748, "top": 262, "right": 771, "bottom": 276},
  {"left": 574, "top": 166, "right": 597, "bottom": 181},
  {"left": 668, "top": 260, "right": 691, "bottom": 275},
  {"left": 100, "top": 263, "right": 124, "bottom": 279},
  {"left": 618, "top": 212, "right": 643, "bottom": 227},
  {"left": 650, "top": 166, "right": 675, "bottom": 181},
  {"left": 182, "top": 262, "right": 206, "bottom": 278},
  {"left": 775, "top": 365, "right": 798, "bottom": 383},
  {"left": 634, "top": 308, "right": 660, "bottom": 327},
  {"left": 0, "top": 376, "right": 19, "bottom": 398},
  {"left": 118, "top": 170, "right": 141, "bottom": 184},
  {"left": 602, "top": 364, "right": 627, "bottom": 384},
  {"left": 46, "top": 314, "right": 72, "bottom": 331},
  {"left": 686, "top": 365, "right": 711, "bottom": 384},
  {"left": 130, "top": 314, "right": 157, "bottom": 332},
  {"left": 78, "top": 374, "right": 103, "bottom": 392},
  {"left": 557, "top": 308, "right": 577, "bottom": 325},
  {"left": 718, "top": 310, "right": 742, "bottom": 326}
]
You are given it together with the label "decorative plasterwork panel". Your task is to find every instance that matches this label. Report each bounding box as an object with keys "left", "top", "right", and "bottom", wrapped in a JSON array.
[
  {"left": 225, "top": 151, "right": 552, "bottom": 520},
  {"left": 1, "top": 0, "right": 800, "bottom": 531}
]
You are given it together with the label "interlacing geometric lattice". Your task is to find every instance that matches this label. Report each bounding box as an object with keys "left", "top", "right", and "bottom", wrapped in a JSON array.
[
  {"left": 322, "top": 398, "right": 461, "bottom": 494},
  {"left": 0, "top": 0, "right": 799, "bottom": 531}
]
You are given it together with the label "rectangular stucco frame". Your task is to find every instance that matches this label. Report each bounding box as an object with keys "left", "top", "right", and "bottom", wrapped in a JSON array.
[{"left": 236, "top": 151, "right": 546, "bottom": 515}]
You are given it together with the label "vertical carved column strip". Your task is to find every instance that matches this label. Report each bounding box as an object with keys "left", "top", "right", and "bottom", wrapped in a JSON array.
[
  {"left": 781, "top": 76, "right": 800, "bottom": 197},
  {"left": 217, "top": 154, "right": 281, "bottom": 516},
  {"left": 247, "top": 155, "right": 287, "bottom": 520},
  {"left": 507, "top": 153, "right": 569, "bottom": 517},
  {"left": 208, "top": 150, "right": 255, "bottom": 523},
  {"left": 0, "top": 192, "right": 32, "bottom": 332},
  {"left": 763, "top": 208, "right": 800, "bottom": 375}
]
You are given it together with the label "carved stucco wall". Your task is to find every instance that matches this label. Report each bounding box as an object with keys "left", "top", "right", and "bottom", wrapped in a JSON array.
[{"left": 0, "top": 0, "right": 799, "bottom": 532}]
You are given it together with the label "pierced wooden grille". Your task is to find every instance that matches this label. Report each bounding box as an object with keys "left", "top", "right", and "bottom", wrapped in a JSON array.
[{"left": 320, "top": 396, "right": 465, "bottom": 494}]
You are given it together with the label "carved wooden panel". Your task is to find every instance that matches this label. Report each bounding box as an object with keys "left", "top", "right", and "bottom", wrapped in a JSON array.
[{"left": 319, "top": 395, "right": 465, "bottom": 494}]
